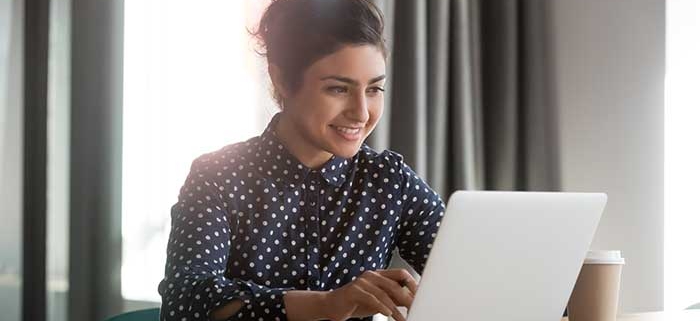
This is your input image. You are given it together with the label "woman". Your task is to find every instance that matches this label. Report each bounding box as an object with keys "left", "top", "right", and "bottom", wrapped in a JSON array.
[{"left": 158, "top": 0, "right": 445, "bottom": 320}]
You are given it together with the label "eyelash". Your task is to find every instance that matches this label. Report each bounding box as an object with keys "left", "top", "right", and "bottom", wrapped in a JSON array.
[{"left": 326, "top": 86, "right": 385, "bottom": 94}]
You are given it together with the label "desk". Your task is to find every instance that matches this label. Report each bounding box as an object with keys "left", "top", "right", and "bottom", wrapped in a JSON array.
[
  {"left": 562, "top": 310, "right": 700, "bottom": 321},
  {"left": 379, "top": 310, "right": 700, "bottom": 321}
]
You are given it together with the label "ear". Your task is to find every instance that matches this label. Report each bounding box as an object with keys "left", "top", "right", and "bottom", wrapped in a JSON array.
[{"left": 268, "top": 63, "right": 290, "bottom": 100}]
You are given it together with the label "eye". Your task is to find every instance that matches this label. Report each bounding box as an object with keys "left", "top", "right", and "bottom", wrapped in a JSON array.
[
  {"left": 326, "top": 86, "right": 348, "bottom": 94},
  {"left": 367, "top": 86, "right": 385, "bottom": 94}
]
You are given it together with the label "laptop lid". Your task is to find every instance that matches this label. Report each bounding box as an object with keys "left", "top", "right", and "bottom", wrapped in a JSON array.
[{"left": 407, "top": 191, "right": 606, "bottom": 321}]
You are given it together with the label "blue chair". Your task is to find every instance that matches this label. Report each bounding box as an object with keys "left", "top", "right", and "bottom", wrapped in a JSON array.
[{"left": 105, "top": 308, "right": 160, "bottom": 321}]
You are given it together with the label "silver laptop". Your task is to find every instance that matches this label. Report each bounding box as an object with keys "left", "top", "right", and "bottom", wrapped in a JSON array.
[{"left": 407, "top": 191, "right": 607, "bottom": 321}]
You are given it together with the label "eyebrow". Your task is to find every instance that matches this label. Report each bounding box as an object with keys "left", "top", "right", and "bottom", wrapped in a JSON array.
[{"left": 319, "top": 75, "right": 386, "bottom": 86}]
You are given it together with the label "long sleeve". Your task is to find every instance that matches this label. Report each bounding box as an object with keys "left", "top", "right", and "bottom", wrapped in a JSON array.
[
  {"left": 158, "top": 157, "right": 293, "bottom": 321},
  {"left": 395, "top": 159, "right": 446, "bottom": 275}
]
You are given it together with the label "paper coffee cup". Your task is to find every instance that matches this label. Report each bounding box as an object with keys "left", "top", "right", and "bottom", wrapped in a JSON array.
[
  {"left": 567, "top": 250, "right": 624, "bottom": 321},
  {"left": 583, "top": 250, "right": 625, "bottom": 265}
]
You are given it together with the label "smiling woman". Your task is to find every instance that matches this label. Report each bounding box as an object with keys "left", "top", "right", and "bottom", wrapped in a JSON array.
[
  {"left": 156, "top": 1, "right": 445, "bottom": 321},
  {"left": 272, "top": 45, "right": 387, "bottom": 167}
]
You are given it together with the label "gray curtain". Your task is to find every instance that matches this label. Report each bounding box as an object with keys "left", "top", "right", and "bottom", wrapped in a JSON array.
[
  {"left": 0, "top": 1, "right": 25, "bottom": 321},
  {"left": 479, "top": 0, "right": 560, "bottom": 192},
  {"left": 369, "top": 0, "right": 560, "bottom": 197},
  {"left": 68, "top": 0, "right": 124, "bottom": 320}
]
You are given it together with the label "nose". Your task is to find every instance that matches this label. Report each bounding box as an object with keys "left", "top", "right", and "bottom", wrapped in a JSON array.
[{"left": 346, "top": 91, "right": 370, "bottom": 123}]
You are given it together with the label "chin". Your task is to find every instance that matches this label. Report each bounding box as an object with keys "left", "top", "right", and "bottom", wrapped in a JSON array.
[{"left": 332, "top": 144, "right": 362, "bottom": 159}]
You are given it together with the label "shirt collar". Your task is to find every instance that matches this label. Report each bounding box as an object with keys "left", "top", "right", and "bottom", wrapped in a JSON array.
[{"left": 255, "top": 113, "right": 350, "bottom": 187}]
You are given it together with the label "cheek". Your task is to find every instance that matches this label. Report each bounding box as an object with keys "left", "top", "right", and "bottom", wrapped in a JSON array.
[
  {"left": 302, "top": 89, "right": 343, "bottom": 113},
  {"left": 291, "top": 91, "right": 335, "bottom": 123},
  {"left": 368, "top": 99, "right": 384, "bottom": 125}
]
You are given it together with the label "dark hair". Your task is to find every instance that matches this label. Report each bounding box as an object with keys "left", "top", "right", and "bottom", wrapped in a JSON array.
[{"left": 252, "top": 0, "right": 388, "bottom": 106}]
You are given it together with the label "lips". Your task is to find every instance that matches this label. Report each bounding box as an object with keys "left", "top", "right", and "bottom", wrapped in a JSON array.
[{"left": 330, "top": 124, "right": 363, "bottom": 141}]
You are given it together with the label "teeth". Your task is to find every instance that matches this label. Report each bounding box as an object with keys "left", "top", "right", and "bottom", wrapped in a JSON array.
[{"left": 334, "top": 126, "right": 360, "bottom": 134}]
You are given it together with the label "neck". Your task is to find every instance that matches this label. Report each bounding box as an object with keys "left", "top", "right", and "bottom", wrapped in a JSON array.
[{"left": 275, "top": 113, "right": 333, "bottom": 170}]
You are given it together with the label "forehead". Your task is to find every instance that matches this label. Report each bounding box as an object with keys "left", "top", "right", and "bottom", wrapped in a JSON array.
[{"left": 304, "top": 45, "right": 386, "bottom": 81}]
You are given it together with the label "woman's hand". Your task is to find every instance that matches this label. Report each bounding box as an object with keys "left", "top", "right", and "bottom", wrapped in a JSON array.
[{"left": 321, "top": 269, "right": 418, "bottom": 321}]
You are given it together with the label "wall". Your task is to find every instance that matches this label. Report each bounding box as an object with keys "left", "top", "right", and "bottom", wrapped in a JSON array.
[{"left": 549, "top": 0, "right": 665, "bottom": 313}]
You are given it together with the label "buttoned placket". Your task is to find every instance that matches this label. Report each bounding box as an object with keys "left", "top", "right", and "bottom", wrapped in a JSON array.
[{"left": 302, "top": 171, "right": 323, "bottom": 290}]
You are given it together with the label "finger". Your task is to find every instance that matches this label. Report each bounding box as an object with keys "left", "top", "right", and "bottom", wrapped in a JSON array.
[
  {"left": 375, "top": 269, "right": 419, "bottom": 299},
  {"left": 356, "top": 287, "right": 394, "bottom": 317},
  {"left": 358, "top": 279, "right": 406, "bottom": 321},
  {"left": 357, "top": 278, "right": 397, "bottom": 316},
  {"left": 362, "top": 271, "right": 414, "bottom": 307},
  {"left": 363, "top": 271, "right": 414, "bottom": 307},
  {"left": 392, "top": 307, "right": 407, "bottom": 321},
  {"left": 377, "top": 269, "right": 419, "bottom": 295}
]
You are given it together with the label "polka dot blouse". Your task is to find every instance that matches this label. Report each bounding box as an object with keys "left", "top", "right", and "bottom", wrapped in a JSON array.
[{"left": 158, "top": 114, "right": 445, "bottom": 321}]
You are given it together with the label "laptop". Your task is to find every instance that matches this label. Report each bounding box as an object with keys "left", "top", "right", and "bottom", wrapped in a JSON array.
[{"left": 406, "top": 191, "right": 607, "bottom": 321}]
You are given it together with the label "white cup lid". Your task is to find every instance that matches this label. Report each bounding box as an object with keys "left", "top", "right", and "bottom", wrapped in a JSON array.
[{"left": 584, "top": 250, "right": 625, "bottom": 265}]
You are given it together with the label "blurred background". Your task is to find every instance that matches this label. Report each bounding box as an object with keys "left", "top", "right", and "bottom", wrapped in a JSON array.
[{"left": 1, "top": 0, "right": 698, "bottom": 320}]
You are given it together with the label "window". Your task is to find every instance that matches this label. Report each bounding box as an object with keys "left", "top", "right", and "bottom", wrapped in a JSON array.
[
  {"left": 664, "top": 0, "right": 700, "bottom": 311},
  {"left": 122, "top": 0, "right": 274, "bottom": 302}
]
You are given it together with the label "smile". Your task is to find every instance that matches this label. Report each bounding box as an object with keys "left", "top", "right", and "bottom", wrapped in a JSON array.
[
  {"left": 330, "top": 125, "right": 363, "bottom": 140},
  {"left": 332, "top": 125, "right": 361, "bottom": 134}
]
